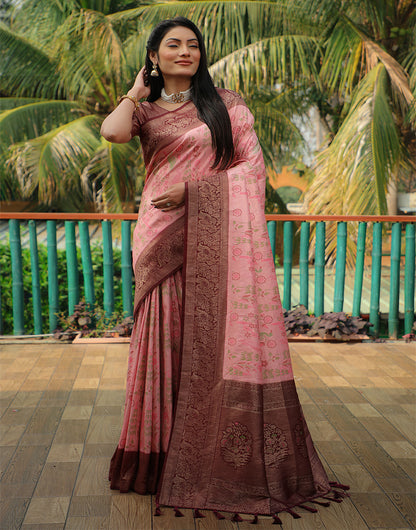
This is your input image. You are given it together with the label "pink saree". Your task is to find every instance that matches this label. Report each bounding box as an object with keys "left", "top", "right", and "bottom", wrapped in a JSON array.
[{"left": 109, "top": 89, "right": 348, "bottom": 518}]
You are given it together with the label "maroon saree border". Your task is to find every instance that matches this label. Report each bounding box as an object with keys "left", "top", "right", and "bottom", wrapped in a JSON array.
[
  {"left": 158, "top": 173, "right": 333, "bottom": 515},
  {"left": 159, "top": 172, "right": 229, "bottom": 508},
  {"left": 133, "top": 217, "right": 184, "bottom": 317}
]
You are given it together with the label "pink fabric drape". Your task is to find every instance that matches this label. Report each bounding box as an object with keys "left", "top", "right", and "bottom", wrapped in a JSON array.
[{"left": 110, "top": 90, "right": 345, "bottom": 516}]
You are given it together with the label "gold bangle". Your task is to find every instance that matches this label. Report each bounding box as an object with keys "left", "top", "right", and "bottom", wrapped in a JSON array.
[{"left": 118, "top": 95, "right": 140, "bottom": 109}]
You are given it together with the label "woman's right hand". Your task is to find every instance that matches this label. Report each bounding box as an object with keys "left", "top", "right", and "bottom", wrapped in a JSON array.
[{"left": 129, "top": 67, "right": 151, "bottom": 100}]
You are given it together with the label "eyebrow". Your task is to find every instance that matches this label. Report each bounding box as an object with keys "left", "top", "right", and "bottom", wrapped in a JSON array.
[{"left": 165, "top": 37, "right": 199, "bottom": 43}]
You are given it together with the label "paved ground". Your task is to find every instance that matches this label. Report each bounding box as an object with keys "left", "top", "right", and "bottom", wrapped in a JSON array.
[{"left": 0, "top": 340, "right": 415, "bottom": 529}]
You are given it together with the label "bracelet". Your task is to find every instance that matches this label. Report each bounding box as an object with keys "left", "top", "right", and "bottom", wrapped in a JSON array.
[{"left": 118, "top": 95, "right": 140, "bottom": 109}]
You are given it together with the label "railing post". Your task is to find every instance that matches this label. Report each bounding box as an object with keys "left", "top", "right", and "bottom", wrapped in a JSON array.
[
  {"left": 334, "top": 221, "right": 347, "bottom": 312},
  {"left": 404, "top": 223, "right": 415, "bottom": 335},
  {"left": 121, "top": 220, "right": 133, "bottom": 317},
  {"left": 0, "top": 284, "right": 2, "bottom": 335},
  {"left": 352, "top": 222, "right": 367, "bottom": 316},
  {"left": 102, "top": 220, "right": 114, "bottom": 318},
  {"left": 65, "top": 221, "right": 80, "bottom": 316},
  {"left": 388, "top": 222, "right": 401, "bottom": 338},
  {"left": 267, "top": 221, "right": 277, "bottom": 266},
  {"left": 299, "top": 221, "right": 310, "bottom": 309},
  {"left": 314, "top": 221, "right": 326, "bottom": 316},
  {"left": 283, "top": 221, "right": 293, "bottom": 311},
  {"left": 369, "top": 222, "right": 382, "bottom": 336},
  {"left": 79, "top": 221, "right": 95, "bottom": 309},
  {"left": 9, "top": 219, "right": 24, "bottom": 335},
  {"left": 47, "top": 221, "right": 59, "bottom": 332},
  {"left": 29, "top": 220, "right": 42, "bottom": 334}
]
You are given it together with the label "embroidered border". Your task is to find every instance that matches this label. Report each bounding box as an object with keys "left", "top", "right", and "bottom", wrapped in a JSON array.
[{"left": 133, "top": 217, "right": 184, "bottom": 317}]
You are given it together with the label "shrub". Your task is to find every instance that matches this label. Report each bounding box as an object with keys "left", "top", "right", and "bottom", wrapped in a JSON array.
[{"left": 0, "top": 242, "right": 130, "bottom": 335}]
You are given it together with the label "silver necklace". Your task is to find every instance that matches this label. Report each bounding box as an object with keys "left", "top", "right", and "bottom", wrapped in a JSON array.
[{"left": 161, "top": 87, "right": 192, "bottom": 104}]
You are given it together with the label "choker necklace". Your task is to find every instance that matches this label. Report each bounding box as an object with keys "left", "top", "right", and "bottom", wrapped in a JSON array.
[{"left": 161, "top": 87, "right": 192, "bottom": 104}]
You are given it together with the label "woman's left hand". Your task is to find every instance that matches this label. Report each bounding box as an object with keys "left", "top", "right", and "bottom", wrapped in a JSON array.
[{"left": 151, "top": 182, "right": 185, "bottom": 211}]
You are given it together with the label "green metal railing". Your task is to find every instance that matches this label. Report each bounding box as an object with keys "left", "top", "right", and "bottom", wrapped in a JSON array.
[{"left": 1, "top": 213, "right": 415, "bottom": 339}]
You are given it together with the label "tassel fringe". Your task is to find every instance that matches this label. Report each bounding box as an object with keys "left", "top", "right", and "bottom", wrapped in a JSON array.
[
  {"left": 285, "top": 507, "right": 301, "bottom": 519},
  {"left": 173, "top": 506, "right": 184, "bottom": 517},
  {"left": 299, "top": 504, "right": 318, "bottom": 513},
  {"left": 311, "top": 500, "right": 331, "bottom": 507},
  {"left": 323, "top": 496, "right": 343, "bottom": 504},
  {"left": 329, "top": 481, "right": 350, "bottom": 490},
  {"left": 272, "top": 513, "right": 282, "bottom": 524},
  {"left": 156, "top": 483, "right": 349, "bottom": 522}
]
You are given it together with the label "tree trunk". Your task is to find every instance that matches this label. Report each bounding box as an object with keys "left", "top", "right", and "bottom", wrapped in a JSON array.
[{"left": 386, "top": 176, "right": 398, "bottom": 215}]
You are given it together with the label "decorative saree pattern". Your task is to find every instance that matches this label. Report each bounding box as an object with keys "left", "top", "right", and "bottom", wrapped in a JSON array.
[{"left": 109, "top": 90, "right": 342, "bottom": 516}]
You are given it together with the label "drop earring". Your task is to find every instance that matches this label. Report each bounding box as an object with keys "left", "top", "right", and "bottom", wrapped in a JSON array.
[{"left": 150, "top": 63, "right": 159, "bottom": 77}]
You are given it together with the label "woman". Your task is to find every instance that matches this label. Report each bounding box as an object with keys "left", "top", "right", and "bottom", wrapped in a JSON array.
[{"left": 101, "top": 16, "right": 348, "bottom": 522}]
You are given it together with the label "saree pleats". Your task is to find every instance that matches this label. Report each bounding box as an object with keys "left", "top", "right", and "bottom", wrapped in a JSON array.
[{"left": 109, "top": 270, "right": 183, "bottom": 494}]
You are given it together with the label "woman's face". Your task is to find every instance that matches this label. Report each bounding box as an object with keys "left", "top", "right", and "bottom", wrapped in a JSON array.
[{"left": 150, "top": 26, "right": 201, "bottom": 81}]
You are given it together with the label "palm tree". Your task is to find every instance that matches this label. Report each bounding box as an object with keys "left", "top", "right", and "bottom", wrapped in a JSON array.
[
  {"left": 303, "top": 0, "right": 416, "bottom": 262},
  {"left": 0, "top": 0, "right": 144, "bottom": 211},
  {"left": 0, "top": 0, "right": 319, "bottom": 211},
  {"left": 1, "top": 0, "right": 414, "bottom": 229}
]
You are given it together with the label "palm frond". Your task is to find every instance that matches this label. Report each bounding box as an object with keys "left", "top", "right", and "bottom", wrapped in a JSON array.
[
  {"left": 0, "top": 100, "right": 84, "bottom": 153},
  {"left": 0, "top": 23, "right": 63, "bottom": 98},
  {"left": 109, "top": 1, "right": 288, "bottom": 64},
  {"left": 209, "top": 34, "right": 321, "bottom": 93},
  {"left": 306, "top": 64, "right": 402, "bottom": 265},
  {"left": 6, "top": 115, "right": 101, "bottom": 206},
  {"left": 363, "top": 38, "right": 415, "bottom": 117},
  {"left": 10, "top": 0, "right": 79, "bottom": 51},
  {"left": 81, "top": 137, "right": 144, "bottom": 212},
  {"left": 53, "top": 9, "right": 131, "bottom": 106},
  {"left": 320, "top": 18, "right": 363, "bottom": 96},
  {"left": 249, "top": 87, "right": 308, "bottom": 168}
]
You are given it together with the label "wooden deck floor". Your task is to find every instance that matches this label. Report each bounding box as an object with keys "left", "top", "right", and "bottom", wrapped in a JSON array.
[{"left": 0, "top": 340, "right": 415, "bottom": 530}]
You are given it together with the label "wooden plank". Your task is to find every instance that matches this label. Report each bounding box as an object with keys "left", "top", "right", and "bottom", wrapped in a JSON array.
[
  {"left": 66, "top": 389, "right": 97, "bottom": 406},
  {"left": 388, "top": 492, "right": 416, "bottom": 528},
  {"left": 348, "top": 441, "right": 409, "bottom": 479},
  {"left": 83, "top": 444, "right": 116, "bottom": 458},
  {"left": 357, "top": 417, "right": 406, "bottom": 441},
  {"left": 65, "top": 516, "right": 109, "bottom": 529},
  {"left": 351, "top": 492, "right": 410, "bottom": 528},
  {"left": 68, "top": 495, "right": 111, "bottom": 517},
  {"left": 73, "top": 457, "right": 113, "bottom": 497},
  {"left": 85, "top": 415, "right": 122, "bottom": 445},
  {"left": 317, "top": 498, "right": 369, "bottom": 530},
  {"left": 0, "top": 497, "right": 30, "bottom": 530},
  {"left": 1, "top": 444, "right": 50, "bottom": 485},
  {"left": 23, "top": 497, "right": 70, "bottom": 525},
  {"left": 314, "top": 441, "right": 360, "bottom": 465},
  {"left": 330, "top": 463, "right": 382, "bottom": 493},
  {"left": 54, "top": 420, "right": 89, "bottom": 444},
  {"left": 33, "top": 462, "right": 79, "bottom": 497},
  {"left": 47, "top": 443, "right": 83, "bottom": 463},
  {"left": 109, "top": 493, "right": 152, "bottom": 530}
]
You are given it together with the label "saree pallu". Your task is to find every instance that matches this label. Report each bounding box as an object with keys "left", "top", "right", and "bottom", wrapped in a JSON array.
[{"left": 110, "top": 90, "right": 339, "bottom": 516}]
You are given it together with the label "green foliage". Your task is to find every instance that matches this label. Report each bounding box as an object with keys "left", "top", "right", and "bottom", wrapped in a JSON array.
[
  {"left": 0, "top": 240, "right": 130, "bottom": 335},
  {"left": 54, "top": 300, "right": 133, "bottom": 340},
  {"left": 0, "top": 0, "right": 415, "bottom": 219}
]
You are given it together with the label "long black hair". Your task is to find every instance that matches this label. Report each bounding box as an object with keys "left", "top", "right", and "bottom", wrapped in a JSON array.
[{"left": 144, "top": 17, "right": 234, "bottom": 170}]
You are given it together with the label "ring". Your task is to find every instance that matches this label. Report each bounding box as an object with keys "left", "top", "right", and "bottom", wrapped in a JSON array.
[{"left": 166, "top": 202, "right": 171, "bottom": 207}]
